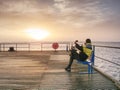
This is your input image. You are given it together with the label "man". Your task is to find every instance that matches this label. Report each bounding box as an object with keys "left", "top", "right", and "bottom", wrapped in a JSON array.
[{"left": 65, "top": 39, "right": 92, "bottom": 72}]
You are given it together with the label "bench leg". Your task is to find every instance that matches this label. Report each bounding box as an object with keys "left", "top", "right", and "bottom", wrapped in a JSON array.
[{"left": 88, "top": 64, "right": 93, "bottom": 74}]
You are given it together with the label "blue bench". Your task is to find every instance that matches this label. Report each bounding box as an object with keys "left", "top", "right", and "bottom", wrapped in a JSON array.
[{"left": 77, "top": 51, "right": 95, "bottom": 74}]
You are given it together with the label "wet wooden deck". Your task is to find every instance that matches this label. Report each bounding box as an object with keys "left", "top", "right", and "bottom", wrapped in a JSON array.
[{"left": 0, "top": 51, "right": 119, "bottom": 90}]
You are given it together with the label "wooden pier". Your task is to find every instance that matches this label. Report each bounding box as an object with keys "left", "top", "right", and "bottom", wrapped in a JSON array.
[{"left": 0, "top": 51, "right": 119, "bottom": 90}]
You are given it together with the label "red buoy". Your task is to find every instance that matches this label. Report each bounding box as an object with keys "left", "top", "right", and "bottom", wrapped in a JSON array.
[{"left": 52, "top": 43, "right": 59, "bottom": 50}]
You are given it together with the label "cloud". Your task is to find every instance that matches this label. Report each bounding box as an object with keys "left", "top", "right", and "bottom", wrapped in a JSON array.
[
  {"left": 0, "top": 0, "right": 111, "bottom": 32},
  {"left": 0, "top": 0, "right": 54, "bottom": 14},
  {"left": 0, "top": 0, "right": 119, "bottom": 29},
  {"left": 52, "top": 0, "right": 106, "bottom": 29},
  {"left": 54, "top": 0, "right": 70, "bottom": 12},
  {"left": 0, "top": 0, "right": 120, "bottom": 41}
]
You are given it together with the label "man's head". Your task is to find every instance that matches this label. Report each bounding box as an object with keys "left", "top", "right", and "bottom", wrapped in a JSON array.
[{"left": 85, "top": 38, "right": 91, "bottom": 43}]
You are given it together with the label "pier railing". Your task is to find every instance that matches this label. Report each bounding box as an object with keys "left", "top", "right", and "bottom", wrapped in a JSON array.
[
  {"left": 94, "top": 45, "right": 120, "bottom": 86},
  {"left": 94, "top": 45, "right": 120, "bottom": 66},
  {"left": 0, "top": 42, "right": 71, "bottom": 51},
  {"left": 0, "top": 43, "right": 30, "bottom": 51}
]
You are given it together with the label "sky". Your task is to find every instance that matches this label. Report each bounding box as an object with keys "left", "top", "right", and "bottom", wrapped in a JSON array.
[{"left": 0, "top": 0, "right": 120, "bottom": 42}]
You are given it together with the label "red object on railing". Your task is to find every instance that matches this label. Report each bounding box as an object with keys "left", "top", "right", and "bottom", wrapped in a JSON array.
[{"left": 52, "top": 43, "right": 59, "bottom": 49}]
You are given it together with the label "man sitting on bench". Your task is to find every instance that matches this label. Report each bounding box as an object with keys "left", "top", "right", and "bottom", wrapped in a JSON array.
[{"left": 65, "top": 38, "right": 92, "bottom": 72}]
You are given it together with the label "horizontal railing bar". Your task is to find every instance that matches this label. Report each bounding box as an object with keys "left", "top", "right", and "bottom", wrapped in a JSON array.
[
  {"left": 0, "top": 42, "right": 70, "bottom": 44},
  {"left": 0, "top": 43, "right": 30, "bottom": 44},
  {"left": 94, "top": 45, "right": 120, "bottom": 49},
  {"left": 3, "top": 46, "right": 29, "bottom": 48},
  {"left": 95, "top": 56, "right": 120, "bottom": 66}
]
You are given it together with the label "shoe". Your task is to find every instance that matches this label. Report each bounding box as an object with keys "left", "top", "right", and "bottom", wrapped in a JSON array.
[{"left": 65, "top": 67, "right": 71, "bottom": 72}]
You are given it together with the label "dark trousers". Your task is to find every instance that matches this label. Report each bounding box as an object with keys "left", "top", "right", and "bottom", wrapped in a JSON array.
[{"left": 66, "top": 49, "right": 79, "bottom": 68}]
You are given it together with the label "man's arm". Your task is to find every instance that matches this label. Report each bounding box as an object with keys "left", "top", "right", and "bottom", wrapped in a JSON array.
[{"left": 75, "top": 43, "right": 83, "bottom": 52}]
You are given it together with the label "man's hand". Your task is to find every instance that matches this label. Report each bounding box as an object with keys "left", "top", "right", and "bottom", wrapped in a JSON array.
[
  {"left": 76, "top": 50, "right": 81, "bottom": 54},
  {"left": 74, "top": 40, "right": 78, "bottom": 44}
]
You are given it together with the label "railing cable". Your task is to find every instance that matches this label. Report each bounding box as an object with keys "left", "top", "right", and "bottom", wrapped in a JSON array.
[
  {"left": 95, "top": 56, "right": 120, "bottom": 66},
  {"left": 94, "top": 45, "right": 120, "bottom": 49}
]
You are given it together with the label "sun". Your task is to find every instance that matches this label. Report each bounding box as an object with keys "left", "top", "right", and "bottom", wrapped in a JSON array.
[{"left": 25, "top": 28, "right": 50, "bottom": 40}]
